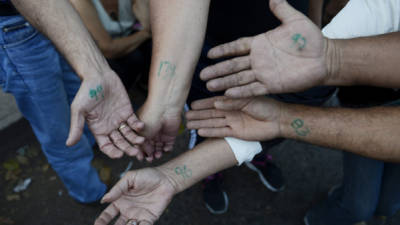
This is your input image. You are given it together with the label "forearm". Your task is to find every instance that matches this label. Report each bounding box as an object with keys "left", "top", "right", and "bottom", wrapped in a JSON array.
[
  {"left": 279, "top": 103, "right": 400, "bottom": 162},
  {"left": 146, "top": 0, "right": 210, "bottom": 115},
  {"left": 157, "top": 139, "right": 237, "bottom": 193},
  {"left": 308, "top": 0, "right": 323, "bottom": 28},
  {"left": 325, "top": 32, "right": 400, "bottom": 88},
  {"left": 12, "top": 0, "right": 110, "bottom": 79},
  {"left": 106, "top": 31, "right": 151, "bottom": 59}
]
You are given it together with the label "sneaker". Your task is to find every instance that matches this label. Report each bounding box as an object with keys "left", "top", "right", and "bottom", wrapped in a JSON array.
[
  {"left": 202, "top": 173, "right": 229, "bottom": 214},
  {"left": 245, "top": 154, "right": 285, "bottom": 192}
]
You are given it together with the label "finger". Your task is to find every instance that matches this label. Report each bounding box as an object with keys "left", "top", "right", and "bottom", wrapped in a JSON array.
[
  {"left": 160, "top": 134, "right": 175, "bottom": 152},
  {"left": 214, "top": 98, "right": 251, "bottom": 111},
  {"left": 200, "top": 56, "right": 251, "bottom": 81},
  {"left": 119, "top": 123, "right": 146, "bottom": 145},
  {"left": 110, "top": 130, "right": 139, "bottom": 157},
  {"left": 191, "top": 96, "right": 228, "bottom": 110},
  {"left": 139, "top": 221, "right": 153, "bottom": 225},
  {"left": 154, "top": 151, "right": 162, "bottom": 159},
  {"left": 198, "top": 127, "right": 233, "bottom": 138},
  {"left": 135, "top": 149, "right": 145, "bottom": 161},
  {"left": 127, "top": 114, "right": 145, "bottom": 132},
  {"left": 186, "top": 109, "right": 226, "bottom": 121},
  {"left": 66, "top": 105, "right": 85, "bottom": 146},
  {"left": 96, "top": 135, "right": 124, "bottom": 159},
  {"left": 187, "top": 118, "right": 228, "bottom": 129},
  {"left": 101, "top": 175, "right": 129, "bottom": 203},
  {"left": 114, "top": 216, "right": 128, "bottom": 225},
  {"left": 269, "top": 0, "right": 304, "bottom": 24},
  {"left": 225, "top": 82, "right": 269, "bottom": 98},
  {"left": 206, "top": 70, "right": 256, "bottom": 92},
  {"left": 94, "top": 204, "right": 119, "bottom": 225},
  {"left": 207, "top": 37, "right": 253, "bottom": 59},
  {"left": 141, "top": 140, "right": 155, "bottom": 157}
]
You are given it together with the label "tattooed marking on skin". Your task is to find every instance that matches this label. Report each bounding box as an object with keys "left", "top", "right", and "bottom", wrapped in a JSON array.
[{"left": 291, "top": 118, "right": 310, "bottom": 137}]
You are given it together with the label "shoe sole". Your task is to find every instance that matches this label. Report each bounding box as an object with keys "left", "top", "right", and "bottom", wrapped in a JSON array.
[
  {"left": 204, "top": 191, "right": 229, "bottom": 215},
  {"left": 304, "top": 215, "right": 310, "bottom": 225},
  {"left": 245, "top": 162, "right": 285, "bottom": 192}
]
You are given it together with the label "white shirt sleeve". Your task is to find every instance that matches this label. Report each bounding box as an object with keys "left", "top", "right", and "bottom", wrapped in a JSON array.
[
  {"left": 224, "top": 137, "right": 262, "bottom": 165},
  {"left": 322, "top": 0, "right": 400, "bottom": 39}
]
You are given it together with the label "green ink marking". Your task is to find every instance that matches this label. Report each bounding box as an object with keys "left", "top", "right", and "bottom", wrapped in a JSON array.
[
  {"left": 291, "top": 118, "right": 310, "bottom": 137},
  {"left": 89, "top": 89, "right": 98, "bottom": 101},
  {"left": 174, "top": 165, "right": 192, "bottom": 179},
  {"left": 157, "top": 61, "right": 176, "bottom": 78},
  {"left": 291, "top": 33, "right": 306, "bottom": 50},
  {"left": 96, "top": 85, "right": 104, "bottom": 99},
  {"left": 89, "top": 85, "right": 104, "bottom": 101}
]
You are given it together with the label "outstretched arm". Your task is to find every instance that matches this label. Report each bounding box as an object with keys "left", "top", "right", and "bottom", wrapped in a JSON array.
[
  {"left": 95, "top": 139, "right": 237, "bottom": 225},
  {"left": 11, "top": 0, "right": 146, "bottom": 159},
  {"left": 70, "top": 0, "right": 151, "bottom": 59},
  {"left": 137, "top": 0, "right": 211, "bottom": 159},
  {"left": 186, "top": 96, "right": 400, "bottom": 162}
]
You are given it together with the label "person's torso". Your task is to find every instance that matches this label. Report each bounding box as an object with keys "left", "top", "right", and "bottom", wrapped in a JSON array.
[
  {"left": 91, "top": 0, "right": 136, "bottom": 37},
  {"left": 206, "top": 0, "right": 308, "bottom": 44}
]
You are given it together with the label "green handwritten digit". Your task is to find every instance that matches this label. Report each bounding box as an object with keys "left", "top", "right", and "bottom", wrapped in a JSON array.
[
  {"left": 158, "top": 61, "right": 176, "bottom": 78},
  {"left": 96, "top": 85, "right": 104, "bottom": 99},
  {"left": 291, "top": 118, "right": 304, "bottom": 129},
  {"left": 89, "top": 89, "right": 98, "bottom": 101},
  {"left": 291, "top": 33, "right": 306, "bottom": 50},
  {"left": 291, "top": 118, "right": 310, "bottom": 137},
  {"left": 175, "top": 165, "right": 192, "bottom": 179}
]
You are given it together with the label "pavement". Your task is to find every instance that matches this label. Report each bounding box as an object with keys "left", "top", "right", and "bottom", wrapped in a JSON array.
[{"left": 0, "top": 87, "right": 399, "bottom": 225}]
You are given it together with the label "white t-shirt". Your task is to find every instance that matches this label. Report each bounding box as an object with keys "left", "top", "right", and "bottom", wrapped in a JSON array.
[
  {"left": 92, "top": 0, "right": 136, "bottom": 37},
  {"left": 322, "top": 0, "right": 400, "bottom": 39}
]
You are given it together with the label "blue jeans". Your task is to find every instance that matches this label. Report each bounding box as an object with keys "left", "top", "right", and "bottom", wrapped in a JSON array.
[
  {"left": 308, "top": 100, "right": 400, "bottom": 225},
  {"left": 0, "top": 15, "right": 106, "bottom": 203}
]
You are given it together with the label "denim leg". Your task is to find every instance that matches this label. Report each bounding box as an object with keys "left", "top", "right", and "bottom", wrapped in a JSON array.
[
  {"left": 0, "top": 16, "right": 105, "bottom": 203},
  {"left": 59, "top": 57, "right": 96, "bottom": 147},
  {"left": 339, "top": 152, "right": 383, "bottom": 221},
  {"left": 375, "top": 163, "right": 400, "bottom": 217}
]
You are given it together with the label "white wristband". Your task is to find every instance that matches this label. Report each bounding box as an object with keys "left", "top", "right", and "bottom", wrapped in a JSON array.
[{"left": 224, "top": 137, "right": 262, "bottom": 165}]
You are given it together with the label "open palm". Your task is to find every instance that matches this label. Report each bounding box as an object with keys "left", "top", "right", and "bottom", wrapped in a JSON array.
[
  {"left": 67, "top": 71, "right": 145, "bottom": 159},
  {"left": 95, "top": 168, "right": 176, "bottom": 225},
  {"left": 200, "top": 0, "right": 328, "bottom": 97}
]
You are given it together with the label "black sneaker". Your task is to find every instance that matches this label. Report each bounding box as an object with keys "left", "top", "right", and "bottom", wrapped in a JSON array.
[
  {"left": 202, "top": 173, "right": 229, "bottom": 214},
  {"left": 245, "top": 154, "right": 285, "bottom": 192}
]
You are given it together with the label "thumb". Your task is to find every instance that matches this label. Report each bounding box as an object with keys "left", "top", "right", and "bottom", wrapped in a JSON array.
[
  {"left": 66, "top": 105, "right": 85, "bottom": 146},
  {"left": 101, "top": 172, "right": 132, "bottom": 203},
  {"left": 269, "top": 0, "right": 304, "bottom": 24},
  {"left": 214, "top": 98, "right": 249, "bottom": 111}
]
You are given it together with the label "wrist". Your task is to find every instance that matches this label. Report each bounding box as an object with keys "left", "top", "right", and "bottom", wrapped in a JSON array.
[
  {"left": 323, "top": 38, "right": 341, "bottom": 86},
  {"left": 156, "top": 164, "right": 184, "bottom": 194}
]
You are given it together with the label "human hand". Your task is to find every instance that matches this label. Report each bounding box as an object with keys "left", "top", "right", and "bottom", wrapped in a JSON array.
[
  {"left": 66, "top": 71, "right": 145, "bottom": 159},
  {"left": 95, "top": 167, "right": 177, "bottom": 225},
  {"left": 133, "top": 0, "right": 151, "bottom": 32},
  {"left": 186, "top": 96, "right": 282, "bottom": 141},
  {"left": 200, "top": 0, "right": 329, "bottom": 97},
  {"left": 137, "top": 103, "right": 181, "bottom": 162}
]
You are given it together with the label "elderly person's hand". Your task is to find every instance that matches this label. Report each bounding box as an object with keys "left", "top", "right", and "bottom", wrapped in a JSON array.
[{"left": 200, "top": 0, "right": 329, "bottom": 97}]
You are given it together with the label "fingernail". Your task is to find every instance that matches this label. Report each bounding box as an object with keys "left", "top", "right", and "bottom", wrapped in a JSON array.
[{"left": 214, "top": 101, "right": 223, "bottom": 109}]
